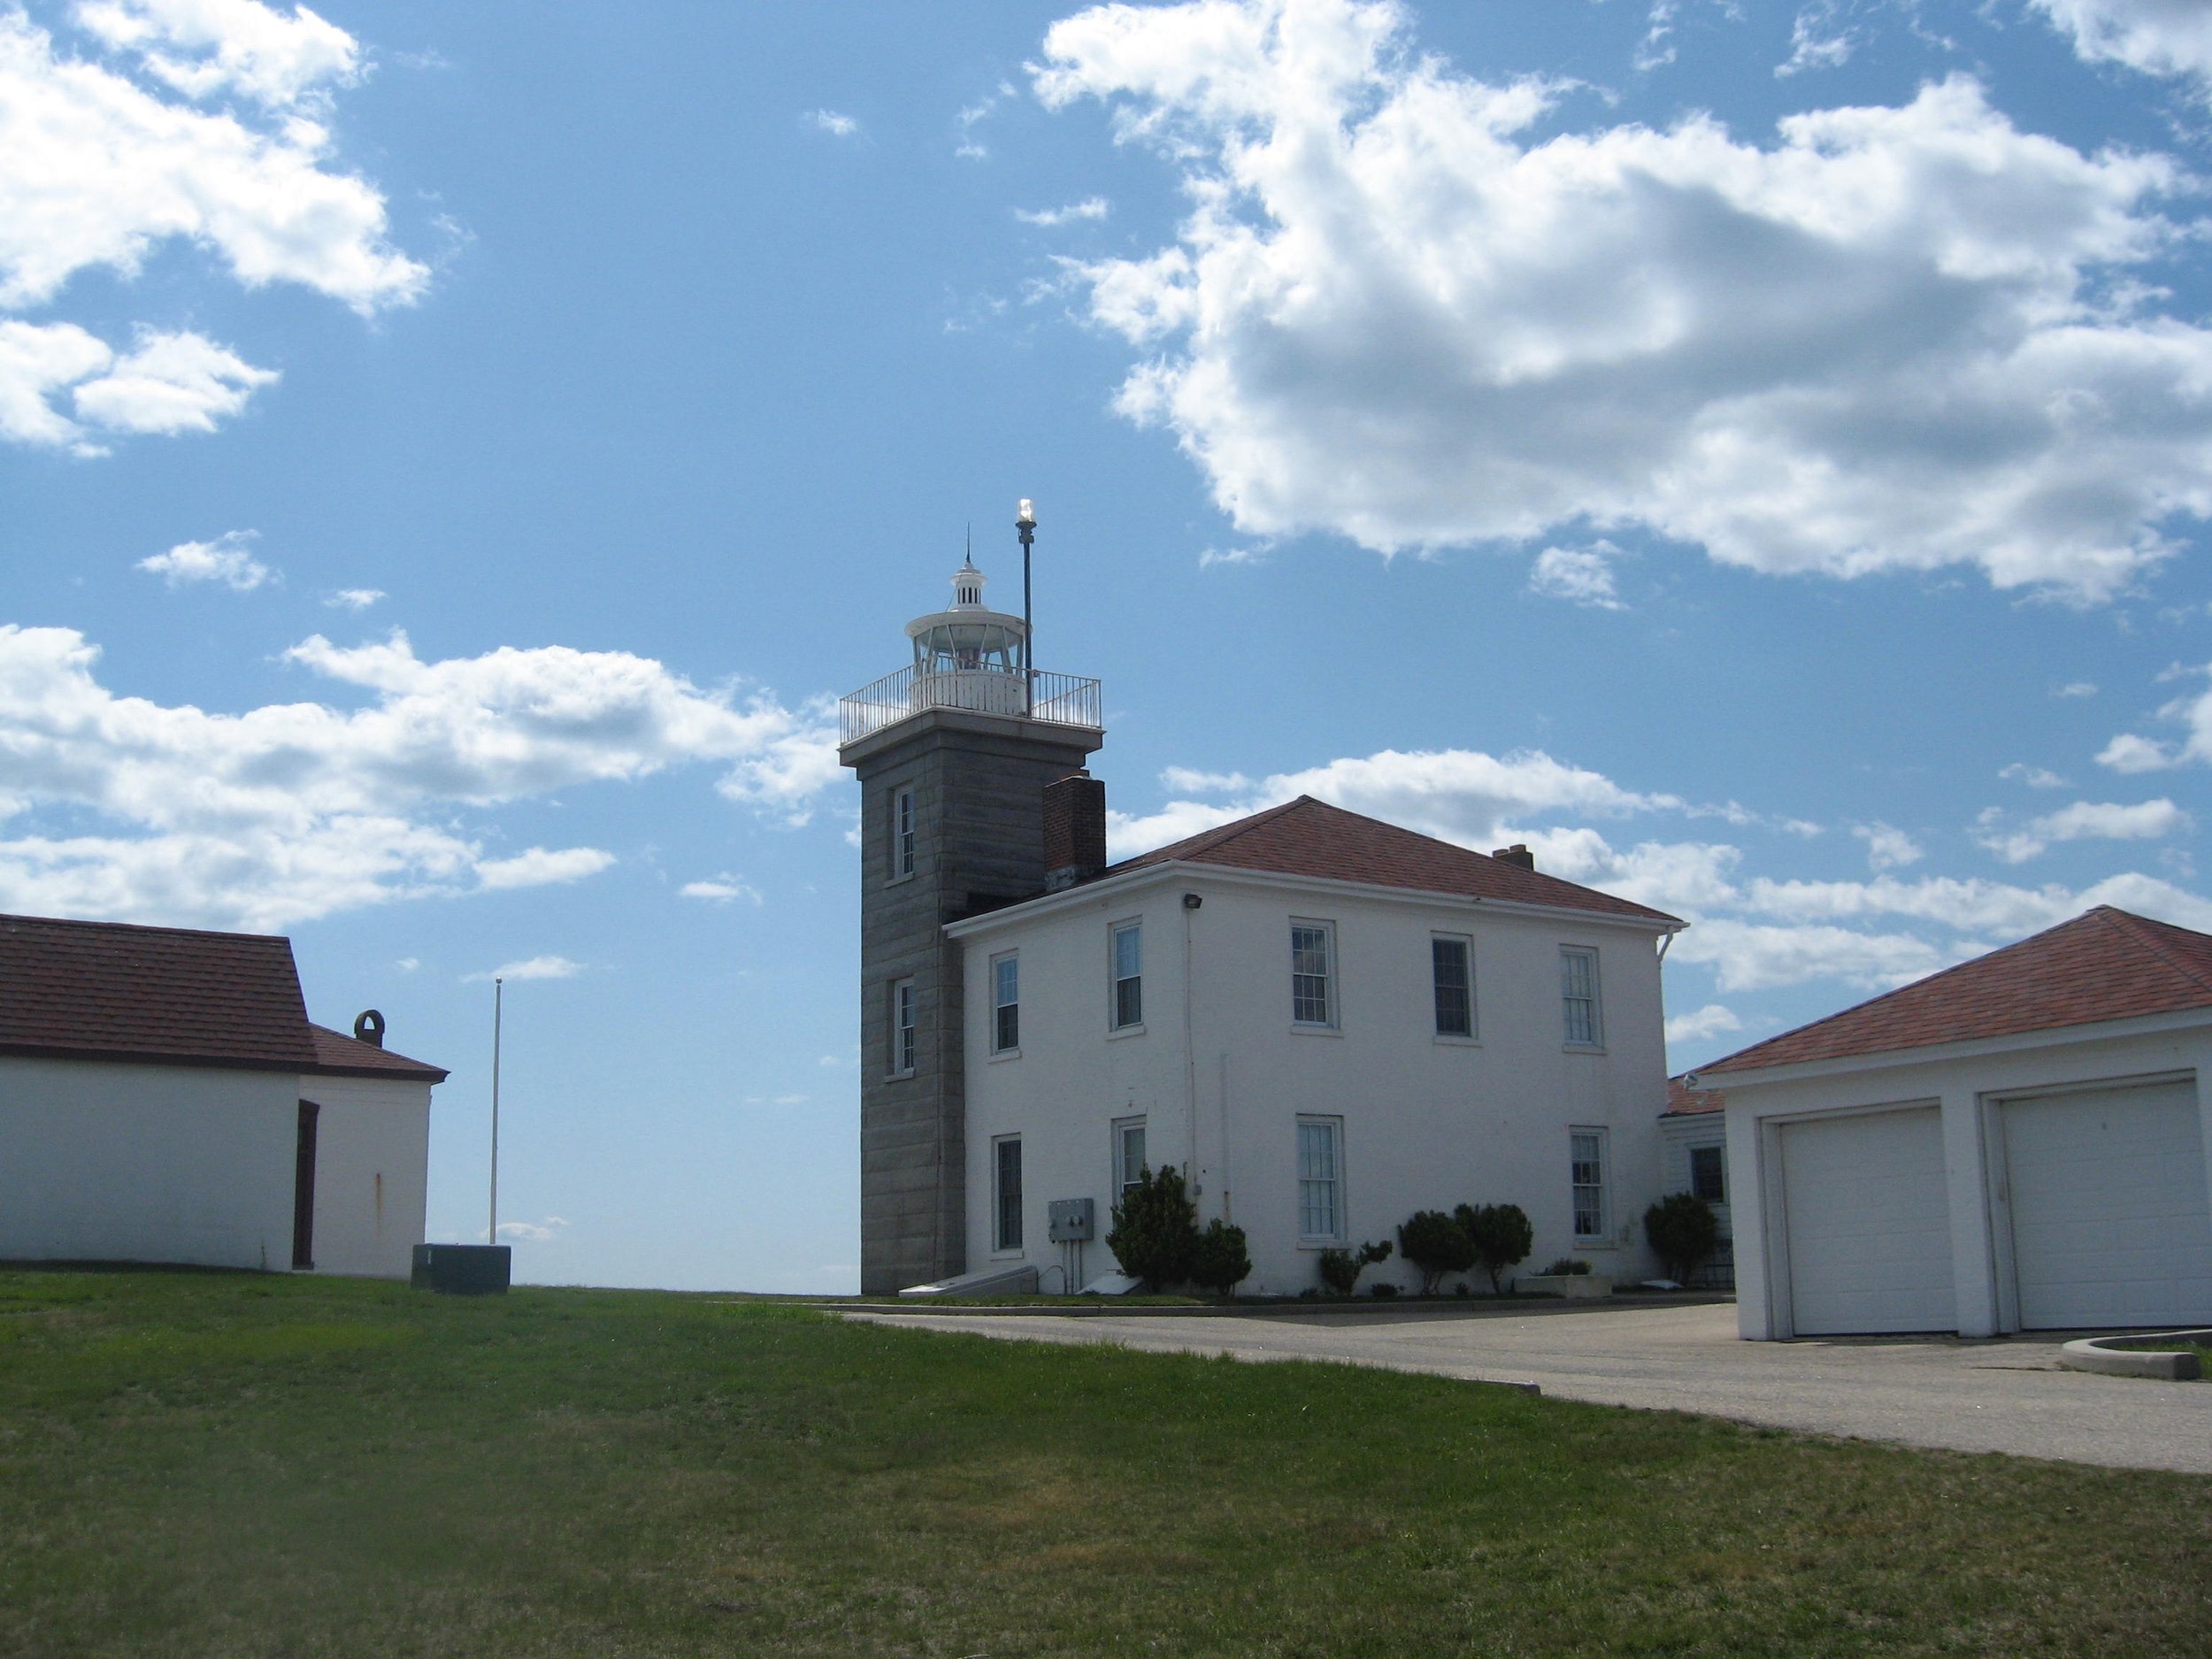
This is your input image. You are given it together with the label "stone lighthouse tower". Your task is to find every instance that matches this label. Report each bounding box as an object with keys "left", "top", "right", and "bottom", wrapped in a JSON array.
[{"left": 837, "top": 514, "right": 1102, "bottom": 1294}]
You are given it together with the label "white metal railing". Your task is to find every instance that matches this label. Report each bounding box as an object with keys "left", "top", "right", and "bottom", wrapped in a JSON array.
[{"left": 840, "top": 664, "right": 1102, "bottom": 745}]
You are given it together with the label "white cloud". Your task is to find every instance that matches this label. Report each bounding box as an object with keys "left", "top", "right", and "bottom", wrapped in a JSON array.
[
  {"left": 325, "top": 588, "right": 383, "bottom": 611},
  {"left": 1529, "top": 543, "right": 1624, "bottom": 611},
  {"left": 0, "top": 625, "right": 839, "bottom": 929},
  {"left": 73, "top": 0, "right": 362, "bottom": 110},
  {"left": 496, "top": 1214, "right": 570, "bottom": 1242},
  {"left": 807, "top": 108, "right": 858, "bottom": 137},
  {"left": 1976, "top": 796, "right": 2190, "bottom": 862},
  {"left": 1665, "top": 1002, "right": 1742, "bottom": 1044},
  {"left": 395, "top": 956, "right": 419, "bottom": 971},
  {"left": 2000, "top": 762, "right": 2070, "bottom": 788},
  {"left": 0, "top": 321, "right": 274, "bottom": 449},
  {"left": 2032, "top": 0, "right": 2212, "bottom": 98},
  {"left": 2056, "top": 680, "right": 2099, "bottom": 698},
  {"left": 1016, "top": 196, "right": 1110, "bottom": 227},
  {"left": 1158, "top": 765, "right": 1253, "bottom": 795},
  {"left": 1776, "top": 3, "right": 1856, "bottom": 77},
  {"left": 1667, "top": 918, "right": 1950, "bottom": 992},
  {"left": 2094, "top": 663, "right": 2212, "bottom": 771},
  {"left": 472, "top": 956, "right": 582, "bottom": 983},
  {"left": 136, "top": 529, "right": 273, "bottom": 591},
  {"left": 681, "top": 874, "right": 762, "bottom": 903},
  {"left": 1198, "top": 542, "right": 1270, "bottom": 567},
  {"left": 1036, "top": 0, "right": 2208, "bottom": 600},
  {"left": 741, "top": 1093, "right": 810, "bottom": 1108},
  {"left": 1853, "top": 821, "right": 1922, "bottom": 871}
]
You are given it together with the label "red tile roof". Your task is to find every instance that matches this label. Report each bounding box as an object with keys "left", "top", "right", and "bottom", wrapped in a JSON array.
[
  {"left": 1114, "top": 796, "right": 1682, "bottom": 925},
  {"left": 0, "top": 911, "right": 444, "bottom": 1080},
  {"left": 1699, "top": 906, "right": 2212, "bottom": 1076},
  {"left": 307, "top": 1023, "right": 449, "bottom": 1083},
  {"left": 1663, "top": 1075, "right": 1724, "bottom": 1116}
]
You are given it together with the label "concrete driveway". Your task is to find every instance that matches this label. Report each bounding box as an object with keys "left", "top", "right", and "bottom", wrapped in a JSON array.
[{"left": 843, "top": 1301, "right": 2209, "bottom": 1474}]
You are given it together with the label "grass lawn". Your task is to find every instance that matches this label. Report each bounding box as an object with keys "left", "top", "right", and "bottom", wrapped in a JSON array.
[{"left": 1, "top": 1269, "right": 2206, "bottom": 1657}]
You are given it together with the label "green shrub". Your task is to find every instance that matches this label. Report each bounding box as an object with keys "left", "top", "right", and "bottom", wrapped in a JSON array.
[
  {"left": 1396, "top": 1210, "right": 1477, "bottom": 1294},
  {"left": 1189, "top": 1218, "right": 1253, "bottom": 1295},
  {"left": 1541, "top": 1257, "right": 1593, "bottom": 1276},
  {"left": 1455, "top": 1202, "right": 1533, "bottom": 1294},
  {"left": 1369, "top": 1281, "right": 1397, "bottom": 1300},
  {"left": 1316, "top": 1239, "right": 1392, "bottom": 1296},
  {"left": 1644, "top": 1193, "right": 1720, "bottom": 1284},
  {"left": 1107, "top": 1166, "right": 1199, "bottom": 1290}
]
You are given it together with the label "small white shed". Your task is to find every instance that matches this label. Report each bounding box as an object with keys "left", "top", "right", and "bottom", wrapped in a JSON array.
[
  {"left": 1694, "top": 906, "right": 2212, "bottom": 1338},
  {"left": 0, "top": 912, "right": 446, "bottom": 1279}
]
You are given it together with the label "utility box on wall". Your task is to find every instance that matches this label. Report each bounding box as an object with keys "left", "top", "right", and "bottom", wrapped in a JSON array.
[{"left": 1047, "top": 1198, "right": 1094, "bottom": 1242}]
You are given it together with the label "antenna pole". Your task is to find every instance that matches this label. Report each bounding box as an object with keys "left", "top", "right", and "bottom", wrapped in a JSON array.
[
  {"left": 1016, "top": 499, "right": 1037, "bottom": 715},
  {"left": 489, "top": 977, "right": 503, "bottom": 1247}
]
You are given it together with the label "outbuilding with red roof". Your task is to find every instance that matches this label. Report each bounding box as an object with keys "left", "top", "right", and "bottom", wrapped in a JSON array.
[
  {"left": 0, "top": 912, "right": 447, "bottom": 1279},
  {"left": 1686, "top": 906, "right": 2212, "bottom": 1339}
]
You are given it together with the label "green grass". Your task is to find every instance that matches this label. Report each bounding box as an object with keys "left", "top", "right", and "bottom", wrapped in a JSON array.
[{"left": 1, "top": 1269, "right": 2206, "bottom": 1657}]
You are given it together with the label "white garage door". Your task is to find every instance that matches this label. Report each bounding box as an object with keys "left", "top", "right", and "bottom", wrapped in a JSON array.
[
  {"left": 1781, "top": 1107, "right": 1955, "bottom": 1335},
  {"left": 2003, "top": 1080, "right": 2212, "bottom": 1331}
]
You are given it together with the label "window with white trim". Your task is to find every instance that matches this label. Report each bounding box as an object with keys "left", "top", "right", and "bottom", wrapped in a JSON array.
[
  {"left": 990, "top": 953, "right": 1019, "bottom": 1054},
  {"left": 1290, "top": 920, "right": 1335, "bottom": 1027},
  {"left": 890, "top": 978, "right": 916, "bottom": 1076},
  {"left": 1110, "top": 921, "right": 1143, "bottom": 1030},
  {"left": 891, "top": 787, "right": 916, "bottom": 880},
  {"left": 1561, "top": 946, "right": 1602, "bottom": 1047},
  {"left": 1571, "top": 1129, "right": 1608, "bottom": 1240},
  {"left": 1432, "top": 933, "right": 1474, "bottom": 1038},
  {"left": 994, "top": 1135, "right": 1023, "bottom": 1251},
  {"left": 1113, "top": 1118, "right": 1147, "bottom": 1199},
  {"left": 1689, "top": 1144, "right": 1726, "bottom": 1205},
  {"left": 1297, "top": 1116, "right": 1345, "bottom": 1240}
]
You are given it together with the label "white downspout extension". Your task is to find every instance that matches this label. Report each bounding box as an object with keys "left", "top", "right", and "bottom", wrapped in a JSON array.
[{"left": 1217, "top": 1051, "right": 1233, "bottom": 1225}]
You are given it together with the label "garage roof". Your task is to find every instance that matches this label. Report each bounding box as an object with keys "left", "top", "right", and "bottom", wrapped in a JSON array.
[
  {"left": 0, "top": 911, "right": 444, "bottom": 1080},
  {"left": 1113, "top": 795, "right": 1683, "bottom": 925},
  {"left": 1698, "top": 906, "right": 2212, "bottom": 1075}
]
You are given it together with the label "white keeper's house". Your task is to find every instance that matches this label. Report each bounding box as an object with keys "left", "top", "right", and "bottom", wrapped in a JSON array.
[
  {"left": 838, "top": 549, "right": 1686, "bottom": 1296},
  {"left": 1693, "top": 905, "right": 2212, "bottom": 1339},
  {"left": 0, "top": 912, "right": 446, "bottom": 1279}
]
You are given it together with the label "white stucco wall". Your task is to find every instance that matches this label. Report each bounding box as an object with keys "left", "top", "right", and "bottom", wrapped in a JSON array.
[
  {"left": 955, "top": 868, "right": 1674, "bottom": 1295},
  {"left": 1715, "top": 1016, "right": 2212, "bottom": 1339},
  {"left": 298, "top": 1072, "right": 431, "bottom": 1279},
  {"left": 0, "top": 1056, "right": 298, "bottom": 1270}
]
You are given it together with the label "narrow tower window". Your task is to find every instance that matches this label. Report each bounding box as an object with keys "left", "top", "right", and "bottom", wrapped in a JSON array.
[
  {"left": 1432, "top": 934, "right": 1473, "bottom": 1037},
  {"left": 1110, "top": 921, "right": 1143, "bottom": 1029},
  {"left": 892, "top": 787, "right": 916, "bottom": 879},
  {"left": 991, "top": 953, "right": 1019, "bottom": 1053}
]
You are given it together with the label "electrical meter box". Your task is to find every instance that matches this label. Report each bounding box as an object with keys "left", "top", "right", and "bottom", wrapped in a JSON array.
[{"left": 1047, "top": 1198, "right": 1094, "bottom": 1242}]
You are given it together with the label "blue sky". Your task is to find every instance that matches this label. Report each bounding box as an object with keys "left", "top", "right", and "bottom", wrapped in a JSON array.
[{"left": 4, "top": 0, "right": 2209, "bottom": 1291}]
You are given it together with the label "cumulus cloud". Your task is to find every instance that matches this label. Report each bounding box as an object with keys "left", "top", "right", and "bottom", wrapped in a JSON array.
[
  {"left": 73, "top": 0, "right": 362, "bottom": 110},
  {"left": 1852, "top": 821, "right": 1922, "bottom": 871},
  {"left": 1665, "top": 1003, "right": 1743, "bottom": 1044},
  {"left": 1975, "top": 796, "right": 2190, "bottom": 862},
  {"left": 2032, "top": 0, "right": 2212, "bottom": 98},
  {"left": 1529, "top": 543, "right": 1625, "bottom": 611},
  {"left": 324, "top": 587, "right": 383, "bottom": 610},
  {"left": 1036, "top": 0, "right": 2209, "bottom": 600},
  {"left": 136, "top": 529, "right": 273, "bottom": 590},
  {"left": 0, "top": 322, "right": 275, "bottom": 450},
  {"left": 2000, "top": 762, "right": 2070, "bottom": 788},
  {"left": 471, "top": 957, "right": 582, "bottom": 983},
  {"left": 2095, "top": 663, "right": 2212, "bottom": 771},
  {"left": 681, "top": 873, "right": 762, "bottom": 903},
  {"left": 1016, "top": 196, "right": 1110, "bottom": 227},
  {"left": 0, "top": 625, "right": 839, "bottom": 929},
  {"left": 495, "top": 1214, "right": 570, "bottom": 1242}
]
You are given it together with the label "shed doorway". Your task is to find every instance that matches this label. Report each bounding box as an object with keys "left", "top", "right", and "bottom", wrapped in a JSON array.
[{"left": 292, "top": 1100, "right": 319, "bottom": 1271}]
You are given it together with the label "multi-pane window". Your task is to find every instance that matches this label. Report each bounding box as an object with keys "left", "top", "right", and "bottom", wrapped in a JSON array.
[
  {"left": 892, "top": 787, "right": 916, "bottom": 879},
  {"left": 890, "top": 978, "right": 916, "bottom": 1075},
  {"left": 1432, "top": 934, "right": 1473, "bottom": 1037},
  {"left": 1297, "top": 1117, "right": 1344, "bottom": 1240},
  {"left": 991, "top": 953, "right": 1019, "bottom": 1054},
  {"left": 1110, "top": 921, "right": 1143, "bottom": 1029},
  {"left": 1114, "top": 1118, "right": 1147, "bottom": 1198},
  {"left": 1561, "top": 947, "right": 1602, "bottom": 1047},
  {"left": 1689, "top": 1144, "right": 1726, "bottom": 1205},
  {"left": 994, "top": 1136, "right": 1023, "bottom": 1251},
  {"left": 1291, "top": 921, "right": 1335, "bottom": 1026},
  {"left": 1571, "top": 1129, "right": 1608, "bottom": 1240}
]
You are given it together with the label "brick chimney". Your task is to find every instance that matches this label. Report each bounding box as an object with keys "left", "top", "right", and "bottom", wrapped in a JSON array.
[
  {"left": 1491, "top": 843, "right": 1535, "bottom": 871},
  {"left": 1043, "top": 771, "right": 1108, "bottom": 892}
]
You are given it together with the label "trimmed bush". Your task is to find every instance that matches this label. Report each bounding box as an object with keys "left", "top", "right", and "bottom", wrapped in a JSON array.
[
  {"left": 1455, "top": 1202, "right": 1533, "bottom": 1294},
  {"left": 1542, "top": 1257, "right": 1593, "bottom": 1277},
  {"left": 1316, "top": 1239, "right": 1392, "bottom": 1297},
  {"left": 1397, "top": 1210, "right": 1477, "bottom": 1294},
  {"left": 1107, "top": 1166, "right": 1199, "bottom": 1290},
  {"left": 1644, "top": 1193, "right": 1720, "bottom": 1284},
  {"left": 1189, "top": 1218, "right": 1253, "bottom": 1295}
]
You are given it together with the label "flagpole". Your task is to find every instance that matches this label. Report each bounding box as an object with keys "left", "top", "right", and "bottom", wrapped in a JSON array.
[{"left": 489, "top": 976, "right": 503, "bottom": 1247}]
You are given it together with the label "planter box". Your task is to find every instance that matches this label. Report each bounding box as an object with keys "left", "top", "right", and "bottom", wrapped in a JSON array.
[{"left": 1520, "top": 1273, "right": 1612, "bottom": 1299}]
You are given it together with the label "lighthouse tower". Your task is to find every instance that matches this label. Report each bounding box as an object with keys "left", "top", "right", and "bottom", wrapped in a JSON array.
[{"left": 838, "top": 529, "right": 1102, "bottom": 1294}]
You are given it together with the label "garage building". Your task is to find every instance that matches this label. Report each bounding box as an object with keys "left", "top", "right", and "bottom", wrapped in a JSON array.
[{"left": 1692, "top": 905, "right": 2212, "bottom": 1339}]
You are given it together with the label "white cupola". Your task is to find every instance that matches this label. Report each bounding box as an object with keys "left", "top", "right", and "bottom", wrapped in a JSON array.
[{"left": 906, "top": 557, "right": 1028, "bottom": 677}]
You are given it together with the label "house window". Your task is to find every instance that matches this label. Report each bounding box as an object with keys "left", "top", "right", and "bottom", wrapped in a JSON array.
[
  {"left": 1114, "top": 1118, "right": 1147, "bottom": 1199},
  {"left": 994, "top": 1136, "right": 1023, "bottom": 1252},
  {"left": 1571, "top": 1129, "right": 1608, "bottom": 1240},
  {"left": 1432, "top": 934, "right": 1473, "bottom": 1038},
  {"left": 1291, "top": 921, "right": 1335, "bottom": 1027},
  {"left": 891, "top": 787, "right": 916, "bottom": 880},
  {"left": 1297, "top": 1116, "right": 1344, "bottom": 1240},
  {"left": 1561, "top": 947, "right": 1602, "bottom": 1047},
  {"left": 890, "top": 978, "right": 916, "bottom": 1076},
  {"left": 990, "top": 953, "right": 1019, "bottom": 1053},
  {"left": 1110, "top": 921, "right": 1143, "bottom": 1030},
  {"left": 1689, "top": 1144, "right": 1726, "bottom": 1205}
]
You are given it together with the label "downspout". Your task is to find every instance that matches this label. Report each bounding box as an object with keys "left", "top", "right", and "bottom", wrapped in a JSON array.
[{"left": 1183, "top": 894, "right": 1200, "bottom": 1203}]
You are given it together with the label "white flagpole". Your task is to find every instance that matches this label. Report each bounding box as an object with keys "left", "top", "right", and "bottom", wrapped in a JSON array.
[{"left": 490, "top": 976, "right": 503, "bottom": 1247}]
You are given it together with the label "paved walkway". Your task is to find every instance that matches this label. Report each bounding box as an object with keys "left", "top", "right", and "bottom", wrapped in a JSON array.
[{"left": 842, "top": 1302, "right": 2211, "bottom": 1473}]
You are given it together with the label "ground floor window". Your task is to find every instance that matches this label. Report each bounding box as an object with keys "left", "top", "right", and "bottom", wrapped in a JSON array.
[
  {"left": 994, "top": 1135, "right": 1023, "bottom": 1252},
  {"left": 1114, "top": 1118, "right": 1147, "bottom": 1199},
  {"left": 1571, "top": 1128, "right": 1608, "bottom": 1240},
  {"left": 1297, "top": 1116, "right": 1344, "bottom": 1240},
  {"left": 1689, "top": 1143, "right": 1725, "bottom": 1205}
]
